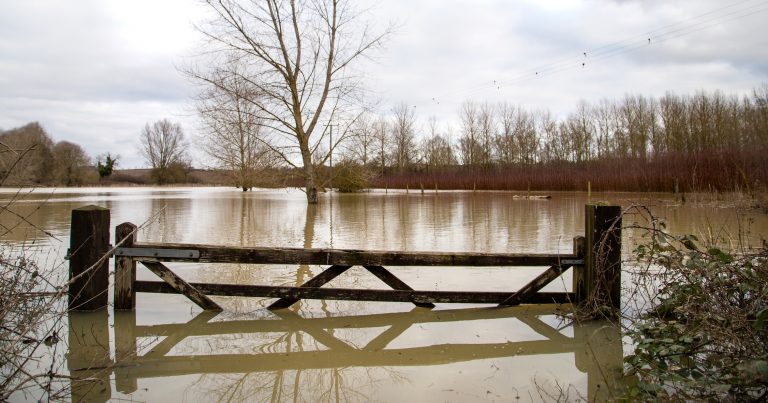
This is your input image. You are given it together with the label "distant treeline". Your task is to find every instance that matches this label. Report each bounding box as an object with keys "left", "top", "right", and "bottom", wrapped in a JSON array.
[
  {"left": 0, "top": 122, "right": 100, "bottom": 186},
  {"left": 0, "top": 122, "right": 196, "bottom": 187},
  {"left": 340, "top": 86, "right": 768, "bottom": 193}
]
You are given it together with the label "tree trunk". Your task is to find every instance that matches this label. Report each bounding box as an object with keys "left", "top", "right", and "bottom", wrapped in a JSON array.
[
  {"left": 306, "top": 179, "right": 318, "bottom": 204},
  {"left": 300, "top": 139, "right": 319, "bottom": 204}
]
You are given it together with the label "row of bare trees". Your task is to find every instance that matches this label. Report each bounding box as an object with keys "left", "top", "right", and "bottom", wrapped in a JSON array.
[{"left": 339, "top": 86, "right": 768, "bottom": 173}]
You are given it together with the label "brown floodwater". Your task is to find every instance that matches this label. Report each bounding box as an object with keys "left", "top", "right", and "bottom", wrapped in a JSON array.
[{"left": 2, "top": 187, "right": 766, "bottom": 402}]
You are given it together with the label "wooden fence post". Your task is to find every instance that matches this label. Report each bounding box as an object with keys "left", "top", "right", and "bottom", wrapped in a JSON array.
[
  {"left": 572, "top": 235, "right": 586, "bottom": 303},
  {"left": 582, "top": 204, "right": 622, "bottom": 312},
  {"left": 69, "top": 205, "right": 110, "bottom": 311},
  {"left": 114, "top": 222, "right": 137, "bottom": 310}
]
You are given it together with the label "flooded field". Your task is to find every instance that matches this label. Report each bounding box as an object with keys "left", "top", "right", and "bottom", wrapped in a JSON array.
[{"left": 2, "top": 187, "right": 767, "bottom": 402}]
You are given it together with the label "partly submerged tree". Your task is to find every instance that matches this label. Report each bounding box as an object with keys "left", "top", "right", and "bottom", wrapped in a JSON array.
[
  {"left": 191, "top": 0, "right": 389, "bottom": 203},
  {"left": 195, "top": 60, "right": 279, "bottom": 191},
  {"left": 139, "top": 119, "right": 189, "bottom": 185}
]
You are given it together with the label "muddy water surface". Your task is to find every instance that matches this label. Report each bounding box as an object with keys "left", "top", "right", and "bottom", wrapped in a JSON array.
[{"left": 3, "top": 187, "right": 766, "bottom": 402}]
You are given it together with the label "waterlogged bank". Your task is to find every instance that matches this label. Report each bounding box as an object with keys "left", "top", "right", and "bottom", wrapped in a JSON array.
[{"left": 3, "top": 187, "right": 767, "bottom": 402}]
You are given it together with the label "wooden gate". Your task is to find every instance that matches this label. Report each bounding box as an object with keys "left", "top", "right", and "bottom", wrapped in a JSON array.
[{"left": 67, "top": 204, "right": 622, "bottom": 312}]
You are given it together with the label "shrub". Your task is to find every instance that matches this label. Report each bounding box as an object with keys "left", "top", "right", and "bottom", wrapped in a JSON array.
[
  {"left": 624, "top": 215, "right": 768, "bottom": 400},
  {"left": 331, "top": 161, "right": 373, "bottom": 193}
]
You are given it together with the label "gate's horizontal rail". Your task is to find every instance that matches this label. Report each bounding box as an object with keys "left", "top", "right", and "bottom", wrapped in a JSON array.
[
  {"left": 119, "top": 242, "right": 581, "bottom": 266},
  {"left": 135, "top": 280, "right": 573, "bottom": 304}
]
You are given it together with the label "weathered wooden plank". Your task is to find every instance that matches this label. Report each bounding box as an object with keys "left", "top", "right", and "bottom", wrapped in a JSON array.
[
  {"left": 584, "top": 204, "right": 622, "bottom": 311},
  {"left": 129, "top": 242, "right": 574, "bottom": 267},
  {"left": 364, "top": 265, "right": 435, "bottom": 308},
  {"left": 267, "top": 265, "right": 351, "bottom": 310},
  {"left": 114, "top": 222, "right": 137, "bottom": 310},
  {"left": 68, "top": 206, "right": 110, "bottom": 311},
  {"left": 571, "top": 236, "right": 586, "bottom": 303},
  {"left": 499, "top": 265, "right": 571, "bottom": 306},
  {"left": 139, "top": 261, "right": 222, "bottom": 311},
  {"left": 135, "top": 280, "right": 574, "bottom": 305}
]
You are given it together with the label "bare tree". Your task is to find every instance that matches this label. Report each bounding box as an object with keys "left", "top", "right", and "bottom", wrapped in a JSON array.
[
  {"left": 421, "top": 134, "right": 455, "bottom": 170},
  {"left": 0, "top": 122, "right": 54, "bottom": 185},
  {"left": 477, "top": 102, "right": 495, "bottom": 166},
  {"left": 139, "top": 119, "right": 189, "bottom": 184},
  {"left": 371, "top": 117, "right": 389, "bottom": 176},
  {"left": 196, "top": 61, "right": 277, "bottom": 191},
  {"left": 420, "top": 117, "right": 455, "bottom": 170},
  {"left": 193, "top": 0, "right": 389, "bottom": 203},
  {"left": 515, "top": 108, "right": 539, "bottom": 164},
  {"left": 744, "top": 85, "right": 768, "bottom": 149},
  {"left": 563, "top": 101, "right": 594, "bottom": 163},
  {"left": 539, "top": 110, "right": 566, "bottom": 162},
  {"left": 390, "top": 103, "right": 418, "bottom": 172},
  {"left": 345, "top": 112, "right": 376, "bottom": 167},
  {"left": 592, "top": 99, "right": 619, "bottom": 159},
  {"left": 617, "top": 94, "right": 656, "bottom": 160},
  {"left": 496, "top": 103, "right": 517, "bottom": 165},
  {"left": 52, "top": 141, "right": 91, "bottom": 186},
  {"left": 458, "top": 101, "right": 481, "bottom": 167}
]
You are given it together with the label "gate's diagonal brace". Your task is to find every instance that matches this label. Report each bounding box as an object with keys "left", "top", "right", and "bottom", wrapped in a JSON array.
[
  {"left": 364, "top": 266, "right": 435, "bottom": 309},
  {"left": 498, "top": 264, "right": 572, "bottom": 307},
  {"left": 268, "top": 265, "right": 352, "bottom": 310},
  {"left": 139, "top": 261, "right": 222, "bottom": 311}
]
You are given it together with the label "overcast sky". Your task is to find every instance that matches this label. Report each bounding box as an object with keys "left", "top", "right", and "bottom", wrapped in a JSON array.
[{"left": 1, "top": 0, "right": 766, "bottom": 168}]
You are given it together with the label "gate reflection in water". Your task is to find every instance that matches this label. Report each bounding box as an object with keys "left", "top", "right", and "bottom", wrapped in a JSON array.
[{"left": 67, "top": 307, "right": 623, "bottom": 402}]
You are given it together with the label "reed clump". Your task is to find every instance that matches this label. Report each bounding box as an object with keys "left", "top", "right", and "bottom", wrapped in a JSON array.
[{"left": 372, "top": 150, "right": 768, "bottom": 193}]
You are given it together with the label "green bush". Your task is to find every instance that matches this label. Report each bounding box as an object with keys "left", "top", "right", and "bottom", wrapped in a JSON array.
[{"left": 625, "top": 221, "right": 768, "bottom": 400}]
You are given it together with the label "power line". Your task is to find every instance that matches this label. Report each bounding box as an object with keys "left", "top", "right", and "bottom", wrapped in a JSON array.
[{"left": 429, "top": 0, "right": 768, "bottom": 104}]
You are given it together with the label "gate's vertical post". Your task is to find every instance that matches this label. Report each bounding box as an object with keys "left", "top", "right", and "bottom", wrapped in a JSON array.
[
  {"left": 114, "top": 222, "right": 137, "bottom": 310},
  {"left": 583, "top": 204, "right": 622, "bottom": 312},
  {"left": 572, "top": 235, "right": 586, "bottom": 303},
  {"left": 69, "top": 205, "right": 110, "bottom": 311}
]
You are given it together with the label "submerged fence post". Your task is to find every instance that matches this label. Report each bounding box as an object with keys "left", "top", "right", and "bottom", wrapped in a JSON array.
[
  {"left": 582, "top": 204, "right": 622, "bottom": 312},
  {"left": 114, "top": 222, "right": 137, "bottom": 310},
  {"left": 68, "top": 205, "right": 110, "bottom": 311}
]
